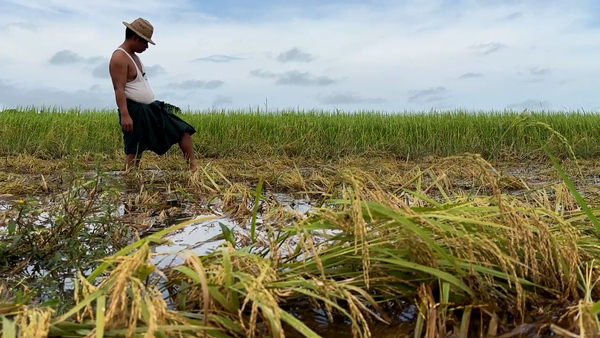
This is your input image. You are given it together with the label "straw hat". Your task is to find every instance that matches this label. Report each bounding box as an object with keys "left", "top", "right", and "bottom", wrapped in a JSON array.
[{"left": 122, "top": 18, "right": 155, "bottom": 45}]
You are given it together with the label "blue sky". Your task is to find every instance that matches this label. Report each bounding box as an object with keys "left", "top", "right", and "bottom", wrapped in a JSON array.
[{"left": 1, "top": 0, "right": 600, "bottom": 112}]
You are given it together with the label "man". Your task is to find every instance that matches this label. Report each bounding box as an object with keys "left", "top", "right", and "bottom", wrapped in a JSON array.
[{"left": 109, "top": 17, "right": 197, "bottom": 171}]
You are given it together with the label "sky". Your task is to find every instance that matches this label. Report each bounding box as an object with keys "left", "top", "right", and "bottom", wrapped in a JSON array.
[{"left": 1, "top": 0, "right": 600, "bottom": 112}]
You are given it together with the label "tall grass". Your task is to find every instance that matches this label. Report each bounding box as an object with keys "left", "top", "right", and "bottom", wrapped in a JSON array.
[{"left": 2, "top": 107, "right": 600, "bottom": 160}]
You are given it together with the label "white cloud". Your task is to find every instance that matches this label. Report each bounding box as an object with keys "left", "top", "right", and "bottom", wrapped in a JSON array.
[{"left": 1, "top": 0, "right": 600, "bottom": 111}]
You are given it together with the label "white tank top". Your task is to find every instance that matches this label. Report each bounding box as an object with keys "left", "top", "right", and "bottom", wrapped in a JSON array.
[{"left": 116, "top": 47, "right": 155, "bottom": 104}]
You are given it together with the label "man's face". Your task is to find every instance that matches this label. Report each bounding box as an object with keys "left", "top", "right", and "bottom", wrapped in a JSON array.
[{"left": 135, "top": 37, "right": 149, "bottom": 53}]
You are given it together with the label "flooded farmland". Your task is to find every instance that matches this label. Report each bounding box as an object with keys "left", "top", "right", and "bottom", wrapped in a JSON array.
[{"left": 2, "top": 154, "right": 600, "bottom": 337}]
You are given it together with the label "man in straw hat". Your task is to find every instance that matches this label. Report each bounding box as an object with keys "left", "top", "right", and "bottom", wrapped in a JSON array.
[{"left": 109, "top": 17, "right": 198, "bottom": 171}]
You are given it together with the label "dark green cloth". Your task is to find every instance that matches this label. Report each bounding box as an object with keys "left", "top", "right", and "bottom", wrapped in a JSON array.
[{"left": 118, "top": 99, "right": 196, "bottom": 155}]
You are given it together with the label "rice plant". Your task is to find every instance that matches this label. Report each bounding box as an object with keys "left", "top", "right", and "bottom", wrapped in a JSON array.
[{"left": 2, "top": 107, "right": 600, "bottom": 160}]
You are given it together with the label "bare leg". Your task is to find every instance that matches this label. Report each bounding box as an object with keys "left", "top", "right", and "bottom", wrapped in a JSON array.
[
  {"left": 178, "top": 132, "right": 197, "bottom": 171},
  {"left": 125, "top": 153, "right": 142, "bottom": 171}
]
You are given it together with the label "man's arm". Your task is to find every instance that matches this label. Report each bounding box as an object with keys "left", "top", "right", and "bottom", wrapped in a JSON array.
[{"left": 109, "top": 53, "right": 133, "bottom": 133}]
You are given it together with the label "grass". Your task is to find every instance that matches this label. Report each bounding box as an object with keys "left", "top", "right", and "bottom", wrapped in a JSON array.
[{"left": 1, "top": 106, "right": 600, "bottom": 160}]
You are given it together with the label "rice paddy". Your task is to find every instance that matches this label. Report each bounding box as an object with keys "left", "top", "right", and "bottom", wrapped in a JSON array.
[
  {"left": 2, "top": 106, "right": 600, "bottom": 337},
  {"left": 1, "top": 106, "right": 600, "bottom": 161}
]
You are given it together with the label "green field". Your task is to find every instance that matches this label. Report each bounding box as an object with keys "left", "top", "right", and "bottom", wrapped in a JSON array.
[{"left": 0, "top": 106, "right": 597, "bottom": 160}]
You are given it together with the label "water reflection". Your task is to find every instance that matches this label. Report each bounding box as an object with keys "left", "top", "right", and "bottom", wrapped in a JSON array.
[{"left": 151, "top": 215, "right": 237, "bottom": 268}]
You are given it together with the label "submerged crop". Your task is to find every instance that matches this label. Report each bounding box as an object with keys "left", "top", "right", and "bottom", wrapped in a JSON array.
[{"left": 1, "top": 153, "right": 600, "bottom": 337}]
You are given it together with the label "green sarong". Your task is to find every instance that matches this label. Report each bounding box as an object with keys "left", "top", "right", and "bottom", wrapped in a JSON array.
[{"left": 118, "top": 99, "right": 196, "bottom": 155}]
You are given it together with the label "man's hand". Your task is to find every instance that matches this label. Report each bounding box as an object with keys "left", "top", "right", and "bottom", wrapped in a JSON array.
[{"left": 121, "top": 114, "right": 133, "bottom": 133}]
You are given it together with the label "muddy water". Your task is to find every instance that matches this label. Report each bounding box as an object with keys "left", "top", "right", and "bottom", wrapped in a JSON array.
[
  {"left": 282, "top": 301, "right": 418, "bottom": 338},
  {"left": 151, "top": 215, "right": 236, "bottom": 268},
  {"left": 149, "top": 192, "right": 315, "bottom": 268},
  {"left": 0, "top": 189, "right": 315, "bottom": 278}
]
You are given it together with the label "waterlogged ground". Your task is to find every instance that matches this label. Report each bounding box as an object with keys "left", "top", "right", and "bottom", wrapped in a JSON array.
[
  {"left": 2, "top": 154, "right": 600, "bottom": 337},
  {"left": 151, "top": 192, "right": 313, "bottom": 269}
]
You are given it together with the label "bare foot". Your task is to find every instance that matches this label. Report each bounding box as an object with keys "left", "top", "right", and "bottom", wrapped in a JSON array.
[{"left": 189, "top": 161, "right": 198, "bottom": 172}]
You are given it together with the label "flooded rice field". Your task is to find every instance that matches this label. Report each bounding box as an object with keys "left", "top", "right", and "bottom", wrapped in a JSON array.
[{"left": 2, "top": 155, "right": 600, "bottom": 337}]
